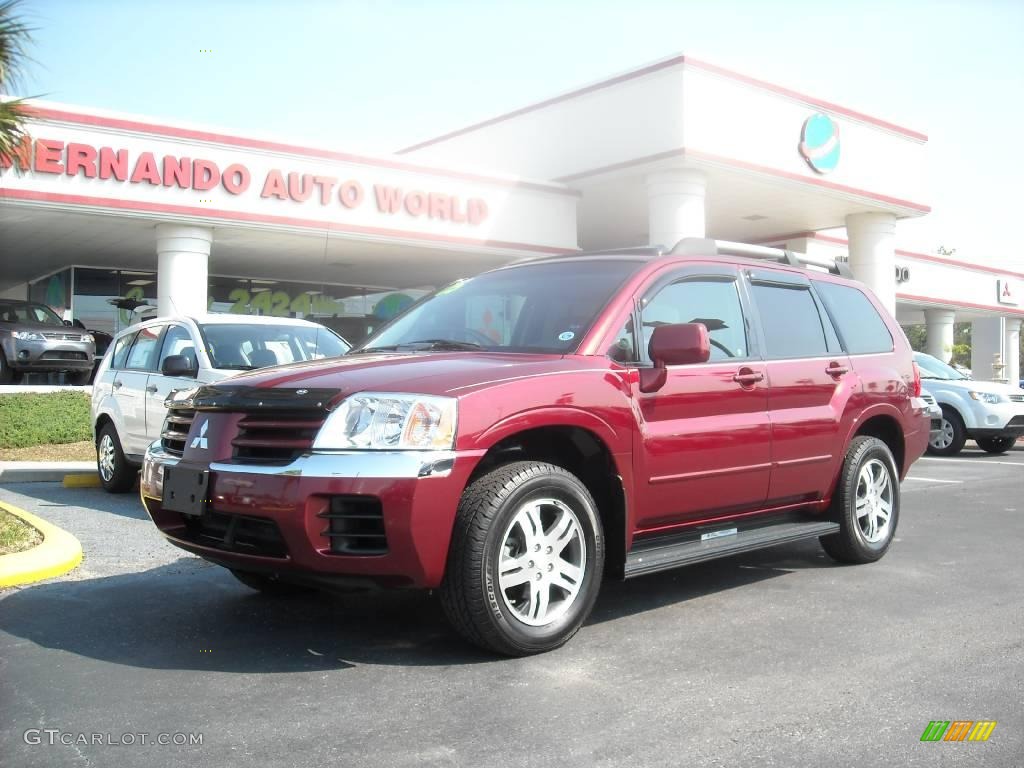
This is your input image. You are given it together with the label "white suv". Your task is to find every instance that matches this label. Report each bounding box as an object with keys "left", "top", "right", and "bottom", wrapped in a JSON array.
[
  {"left": 915, "top": 352, "right": 1024, "bottom": 456},
  {"left": 91, "top": 314, "right": 349, "bottom": 492}
]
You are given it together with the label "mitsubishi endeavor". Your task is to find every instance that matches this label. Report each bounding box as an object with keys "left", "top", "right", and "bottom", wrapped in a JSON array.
[{"left": 140, "top": 238, "right": 930, "bottom": 656}]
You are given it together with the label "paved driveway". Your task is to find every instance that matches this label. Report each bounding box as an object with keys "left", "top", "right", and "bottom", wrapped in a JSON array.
[{"left": 1, "top": 448, "right": 1022, "bottom": 767}]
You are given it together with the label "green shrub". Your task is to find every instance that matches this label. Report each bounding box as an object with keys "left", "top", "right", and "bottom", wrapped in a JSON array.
[{"left": 0, "top": 393, "right": 92, "bottom": 449}]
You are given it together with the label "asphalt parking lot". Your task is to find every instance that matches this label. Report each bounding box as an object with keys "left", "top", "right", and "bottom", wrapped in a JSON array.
[{"left": 1, "top": 446, "right": 1021, "bottom": 768}]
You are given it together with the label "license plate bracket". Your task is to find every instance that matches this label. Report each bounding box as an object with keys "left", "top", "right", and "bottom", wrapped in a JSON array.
[{"left": 162, "top": 466, "right": 210, "bottom": 517}]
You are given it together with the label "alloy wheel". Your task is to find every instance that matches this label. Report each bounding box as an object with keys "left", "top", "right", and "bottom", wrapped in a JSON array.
[
  {"left": 930, "top": 418, "right": 955, "bottom": 450},
  {"left": 497, "top": 497, "right": 587, "bottom": 627},
  {"left": 98, "top": 433, "right": 116, "bottom": 482},
  {"left": 855, "top": 458, "right": 894, "bottom": 544}
]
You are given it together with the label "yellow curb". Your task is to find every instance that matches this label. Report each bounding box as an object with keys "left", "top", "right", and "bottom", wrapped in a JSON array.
[
  {"left": 63, "top": 473, "right": 101, "bottom": 489},
  {"left": 0, "top": 501, "right": 82, "bottom": 587}
]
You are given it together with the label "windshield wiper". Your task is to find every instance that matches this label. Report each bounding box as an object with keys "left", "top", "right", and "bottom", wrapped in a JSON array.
[
  {"left": 217, "top": 364, "right": 256, "bottom": 370},
  {"left": 404, "top": 339, "right": 484, "bottom": 350},
  {"left": 355, "top": 339, "right": 483, "bottom": 354}
]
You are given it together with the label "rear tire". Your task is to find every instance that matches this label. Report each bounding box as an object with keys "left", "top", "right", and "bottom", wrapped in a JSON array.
[
  {"left": 975, "top": 436, "right": 1016, "bottom": 454},
  {"left": 231, "top": 570, "right": 315, "bottom": 595},
  {"left": 820, "top": 436, "right": 900, "bottom": 564},
  {"left": 440, "top": 461, "right": 604, "bottom": 656},
  {"left": 926, "top": 406, "right": 967, "bottom": 456},
  {"left": 96, "top": 423, "right": 138, "bottom": 493}
]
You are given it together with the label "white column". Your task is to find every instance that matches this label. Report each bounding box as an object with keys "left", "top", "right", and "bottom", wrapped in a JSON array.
[
  {"left": 1005, "top": 318, "right": 1022, "bottom": 384},
  {"left": 924, "top": 309, "right": 956, "bottom": 363},
  {"left": 845, "top": 212, "right": 897, "bottom": 316},
  {"left": 646, "top": 168, "right": 707, "bottom": 247},
  {"left": 155, "top": 224, "right": 213, "bottom": 317},
  {"left": 970, "top": 316, "right": 1006, "bottom": 382}
]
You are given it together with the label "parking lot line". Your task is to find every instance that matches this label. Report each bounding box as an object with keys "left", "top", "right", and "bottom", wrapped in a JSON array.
[
  {"left": 904, "top": 476, "right": 964, "bottom": 484},
  {"left": 918, "top": 457, "right": 1024, "bottom": 467}
]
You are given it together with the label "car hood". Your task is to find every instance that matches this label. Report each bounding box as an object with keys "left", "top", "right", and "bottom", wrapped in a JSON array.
[
  {"left": 0, "top": 320, "right": 80, "bottom": 334},
  {"left": 208, "top": 352, "right": 599, "bottom": 398},
  {"left": 922, "top": 378, "right": 1019, "bottom": 396}
]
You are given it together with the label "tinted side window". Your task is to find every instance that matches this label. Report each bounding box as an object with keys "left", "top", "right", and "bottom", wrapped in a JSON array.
[
  {"left": 642, "top": 279, "right": 748, "bottom": 361},
  {"left": 110, "top": 332, "right": 137, "bottom": 369},
  {"left": 750, "top": 283, "right": 828, "bottom": 359},
  {"left": 814, "top": 281, "right": 894, "bottom": 354},
  {"left": 125, "top": 325, "right": 163, "bottom": 371}
]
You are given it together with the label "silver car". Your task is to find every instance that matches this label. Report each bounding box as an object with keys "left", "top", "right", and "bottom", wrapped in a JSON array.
[
  {"left": 0, "top": 300, "right": 96, "bottom": 385},
  {"left": 90, "top": 314, "right": 349, "bottom": 492}
]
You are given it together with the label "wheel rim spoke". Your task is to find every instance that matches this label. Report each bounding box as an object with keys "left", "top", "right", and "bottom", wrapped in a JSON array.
[{"left": 855, "top": 458, "right": 895, "bottom": 544}]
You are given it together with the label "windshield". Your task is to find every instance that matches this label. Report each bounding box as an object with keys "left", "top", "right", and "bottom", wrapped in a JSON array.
[
  {"left": 914, "top": 352, "right": 967, "bottom": 380},
  {"left": 357, "top": 260, "right": 642, "bottom": 354},
  {"left": 0, "top": 302, "right": 64, "bottom": 326},
  {"left": 198, "top": 323, "right": 350, "bottom": 370}
]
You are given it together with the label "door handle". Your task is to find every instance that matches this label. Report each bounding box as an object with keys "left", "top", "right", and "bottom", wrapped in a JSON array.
[
  {"left": 146, "top": 385, "right": 158, "bottom": 394},
  {"left": 732, "top": 368, "right": 765, "bottom": 386},
  {"left": 826, "top": 363, "right": 849, "bottom": 377}
]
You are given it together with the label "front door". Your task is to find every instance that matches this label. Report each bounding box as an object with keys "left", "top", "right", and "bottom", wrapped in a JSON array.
[
  {"left": 631, "top": 268, "right": 771, "bottom": 530},
  {"left": 112, "top": 324, "right": 164, "bottom": 455}
]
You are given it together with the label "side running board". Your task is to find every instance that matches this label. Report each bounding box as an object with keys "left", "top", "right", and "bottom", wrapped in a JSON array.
[{"left": 624, "top": 520, "right": 839, "bottom": 579}]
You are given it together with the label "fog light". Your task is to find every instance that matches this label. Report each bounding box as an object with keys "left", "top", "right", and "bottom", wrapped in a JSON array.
[{"left": 18, "top": 350, "right": 30, "bottom": 359}]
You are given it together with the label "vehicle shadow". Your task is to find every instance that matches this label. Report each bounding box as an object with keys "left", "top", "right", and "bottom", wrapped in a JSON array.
[{"left": 0, "top": 542, "right": 835, "bottom": 671}]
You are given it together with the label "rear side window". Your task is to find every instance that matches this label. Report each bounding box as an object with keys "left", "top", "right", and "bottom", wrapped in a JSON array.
[
  {"left": 814, "top": 281, "right": 894, "bottom": 354},
  {"left": 110, "top": 332, "right": 137, "bottom": 369},
  {"left": 750, "top": 283, "right": 828, "bottom": 359}
]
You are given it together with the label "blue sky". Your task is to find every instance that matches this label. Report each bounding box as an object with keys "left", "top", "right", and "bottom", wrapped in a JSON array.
[{"left": 14, "top": 0, "right": 1024, "bottom": 267}]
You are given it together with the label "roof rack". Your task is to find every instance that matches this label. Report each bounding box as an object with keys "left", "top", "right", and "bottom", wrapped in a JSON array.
[{"left": 670, "top": 237, "right": 853, "bottom": 278}]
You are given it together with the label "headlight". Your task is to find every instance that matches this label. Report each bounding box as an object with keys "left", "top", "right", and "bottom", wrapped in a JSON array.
[
  {"left": 968, "top": 391, "right": 1002, "bottom": 404},
  {"left": 82, "top": 333, "right": 95, "bottom": 344},
  {"left": 164, "top": 386, "right": 199, "bottom": 408},
  {"left": 313, "top": 392, "right": 457, "bottom": 450},
  {"left": 13, "top": 331, "right": 45, "bottom": 342}
]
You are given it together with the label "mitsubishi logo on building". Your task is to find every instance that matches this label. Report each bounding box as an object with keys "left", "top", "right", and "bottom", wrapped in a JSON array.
[
  {"left": 997, "top": 279, "right": 1018, "bottom": 306},
  {"left": 799, "top": 113, "right": 841, "bottom": 174},
  {"left": 190, "top": 418, "right": 209, "bottom": 450}
]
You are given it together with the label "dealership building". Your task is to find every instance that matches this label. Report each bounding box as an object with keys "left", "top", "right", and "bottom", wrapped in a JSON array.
[{"left": 1, "top": 54, "right": 1021, "bottom": 379}]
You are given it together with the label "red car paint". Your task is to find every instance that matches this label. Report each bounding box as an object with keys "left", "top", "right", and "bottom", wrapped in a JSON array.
[{"left": 141, "top": 253, "right": 929, "bottom": 588}]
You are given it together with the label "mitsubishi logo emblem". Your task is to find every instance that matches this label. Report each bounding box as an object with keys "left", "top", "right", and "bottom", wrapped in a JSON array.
[{"left": 190, "top": 418, "right": 209, "bottom": 450}]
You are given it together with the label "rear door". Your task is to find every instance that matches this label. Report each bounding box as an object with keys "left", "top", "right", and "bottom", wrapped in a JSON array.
[
  {"left": 114, "top": 324, "right": 165, "bottom": 455},
  {"left": 745, "top": 269, "right": 856, "bottom": 505},
  {"left": 631, "top": 265, "right": 772, "bottom": 529},
  {"left": 146, "top": 323, "right": 201, "bottom": 441}
]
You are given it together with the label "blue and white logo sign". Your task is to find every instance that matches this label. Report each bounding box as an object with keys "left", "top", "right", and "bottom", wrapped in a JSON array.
[{"left": 798, "top": 113, "right": 840, "bottom": 174}]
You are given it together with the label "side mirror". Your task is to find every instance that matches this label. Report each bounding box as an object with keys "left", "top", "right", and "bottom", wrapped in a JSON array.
[
  {"left": 639, "top": 323, "right": 710, "bottom": 393},
  {"left": 63, "top": 319, "right": 74, "bottom": 326},
  {"left": 161, "top": 354, "right": 198, "bottom": 379}
]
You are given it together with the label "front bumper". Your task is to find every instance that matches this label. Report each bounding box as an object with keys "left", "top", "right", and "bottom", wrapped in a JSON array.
[
  {"left": 141, "top": 442, "right": 483, "bottom": 589},
  {"left": 1, "top": 336, "right": 94, "bottom": 371},
  {"left": 968, "top": 415, "right": 1024, "bottom": 440}
]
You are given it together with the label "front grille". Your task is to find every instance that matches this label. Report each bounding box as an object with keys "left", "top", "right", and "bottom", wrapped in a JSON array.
[
  {"left": 231, "top": 414, "right": 325, "bottom": 462},
  {"left": 180, "top": 509, "right": 288, "bottom": 558},
  {"left": 42, "top": 332, "right": 82, "bottom": 341},
  {"left": 319, "top": 496, "right": 387, "bottom": 555},
  {"left": 1008, "top": 415, "right": 1024, "bottom": 428},
  {"left": 921, "top": 393, "right": 936, "bottom": 405},
  {"left": 1009, "top": 394, "right": 1024, "bottom": 403},
  {"left": 40, "top": 350, "right": 88, "bottom": 361},
  {"left": 161, "top": 408, "right": 195, "bottom": 456}
]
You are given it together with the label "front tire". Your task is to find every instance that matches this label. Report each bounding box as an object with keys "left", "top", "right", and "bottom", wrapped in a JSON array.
[
  {"left": 440, "top": 461, "right": 604, "bottom": 656},
  {"left": 975, "top": 436, "right": 1017, "bottom": 454},
  {"left": 927, "top": 406, "right": 967, "bottom": 456},
  {"left": 820, "top": 436, "right": 900, "bottom": 564},
  {"left": 96, "top": 423, "right": 137, "bottom": 493},
  {"left": 67, "top": 369, "right": 92, "bottom": 386}
]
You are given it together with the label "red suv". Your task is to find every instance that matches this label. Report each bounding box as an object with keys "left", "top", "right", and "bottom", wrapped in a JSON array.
[{"left": 141, "top": 238, "right": 930, "bottom": 655}]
